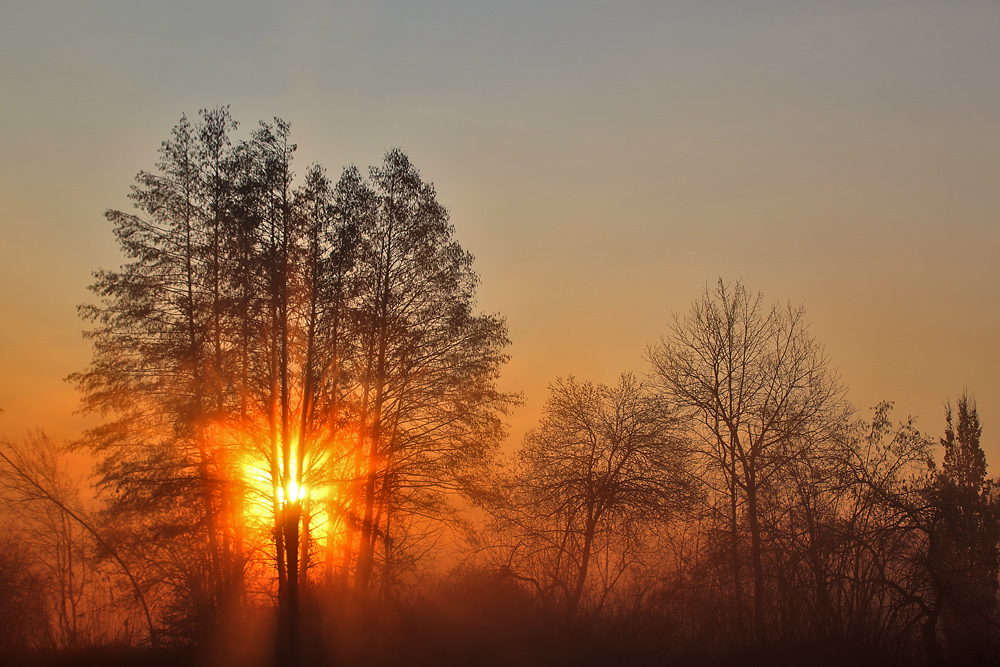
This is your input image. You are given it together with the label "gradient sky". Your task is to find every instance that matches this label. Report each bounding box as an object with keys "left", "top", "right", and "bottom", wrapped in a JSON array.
[{"left": 1, "top": 1, "right": 998, "bottom": 464}]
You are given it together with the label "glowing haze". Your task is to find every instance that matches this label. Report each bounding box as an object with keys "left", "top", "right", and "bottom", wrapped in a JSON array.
[{"left": 1, "top": 1, "right": 998, "bottom": 462}]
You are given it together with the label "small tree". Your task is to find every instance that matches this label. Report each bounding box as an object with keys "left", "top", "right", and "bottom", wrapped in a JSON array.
[
  {"left": 0, "top": 434, "right": 154, "bottom": 647},
  {"left": 839, "top": 397, "right": 1000, "bottom": 665},
  {"left": 925, "top": 393, "right": 999, "bottom": 664},
  {"left": 836, "top": 403, "right": 936, "bottom": 654},
  {"left": 488, "top": 374, "right": 691, "bottom": 619}
]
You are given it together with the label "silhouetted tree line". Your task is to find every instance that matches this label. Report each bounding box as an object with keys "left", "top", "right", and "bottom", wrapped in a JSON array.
[
  {"left": 476, "top": 282, "right": 999, "bottom": 666},
  {"left": 1, "top": 110, "right": 997, "bottom": 666}
]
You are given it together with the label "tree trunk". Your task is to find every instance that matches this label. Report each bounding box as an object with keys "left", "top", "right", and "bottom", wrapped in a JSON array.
[
  {"left": 743, "top": 460, "right": 766, "bottom": 643},
  {"left": 567, "top": 511, "right": 599, "bottom": 620},
  {"left": 355, "top": 207, "right": 394, "bottom": 597}
]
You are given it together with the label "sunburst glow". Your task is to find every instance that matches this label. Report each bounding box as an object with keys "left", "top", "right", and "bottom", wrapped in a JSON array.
[{"left": 286, "top": 480, "right": 305, "bottom": 503}]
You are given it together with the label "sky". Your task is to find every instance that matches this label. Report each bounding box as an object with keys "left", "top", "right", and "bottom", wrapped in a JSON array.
[{"left": 1, "top": 1, "right": 998, "bottom": 464}]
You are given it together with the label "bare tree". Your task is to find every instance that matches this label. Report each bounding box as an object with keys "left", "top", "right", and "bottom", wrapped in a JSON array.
[
  {"left": 0, "top": 434, "right": 155, "bottom": 647},
  {"left": 647, "top": 279, "right": 848, "bottom": 642},
  {"left": 486, "top": 374, "right": 690, "bottom": 619}
]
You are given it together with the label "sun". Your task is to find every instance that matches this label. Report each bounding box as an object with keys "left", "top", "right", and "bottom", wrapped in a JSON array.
[{"left": 286, "top": 479, "right": 307, "bottom": 504}]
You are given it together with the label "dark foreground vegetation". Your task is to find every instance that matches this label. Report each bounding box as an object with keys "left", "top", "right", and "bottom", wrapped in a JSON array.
[
  {"left": 0, "top": 585, "right": 916, "bottom": 667},
  {"left": 1, "top": 108, "right": 998, "bottom": 666}
]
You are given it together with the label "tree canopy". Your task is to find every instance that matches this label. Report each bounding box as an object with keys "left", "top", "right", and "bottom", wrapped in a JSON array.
[{"left": 70, "top": 108, "right": 517, "bottom": 648}]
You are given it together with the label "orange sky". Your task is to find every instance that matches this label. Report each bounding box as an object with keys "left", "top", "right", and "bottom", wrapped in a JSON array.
[{"left": 1, "top": 2, "right": 998, "bottom": 466}]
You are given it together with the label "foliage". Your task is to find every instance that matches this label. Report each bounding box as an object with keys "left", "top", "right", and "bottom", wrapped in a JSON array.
[
  {"left": 923, "top": 394, "right": 1000, "bottom": 664},
  {"left": 1, "top": 109, "right": 996, "bottom": 664},
  {"left": 69, "top": 108, "right": 516, "bottom": 647}
]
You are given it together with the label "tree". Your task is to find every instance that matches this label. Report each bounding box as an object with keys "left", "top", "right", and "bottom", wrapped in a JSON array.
[
  {"left": 345, "top": 149, "right": 515, "bottom": 599},
  {"left": 647, "top": 279, "right": 848, "bottom": 642},
  {"left": 923, "top": 393, "right": 999, "bottom": 664},
  {"left": 72, "top": 108, "right": 248, "bottom": 639},
  {"left": 826, "top": 397, "right": 999, "bottom": 664},
  {"left": 829, "top": 402, "right": 936, "bottom": 653},
  {"left": 72, "top": 110, "right": 514, "bottom": 651},
  {"left": 0, "top": 434, "right": 155, "bottom": 647},
  {"left": 486, "top": 374, "right": 690, "bottom": 619}
]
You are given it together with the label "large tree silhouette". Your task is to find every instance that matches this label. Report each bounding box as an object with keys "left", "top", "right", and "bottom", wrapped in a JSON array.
[{"left": 72, "top": 109, "right": 515, "bottom": 650}]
